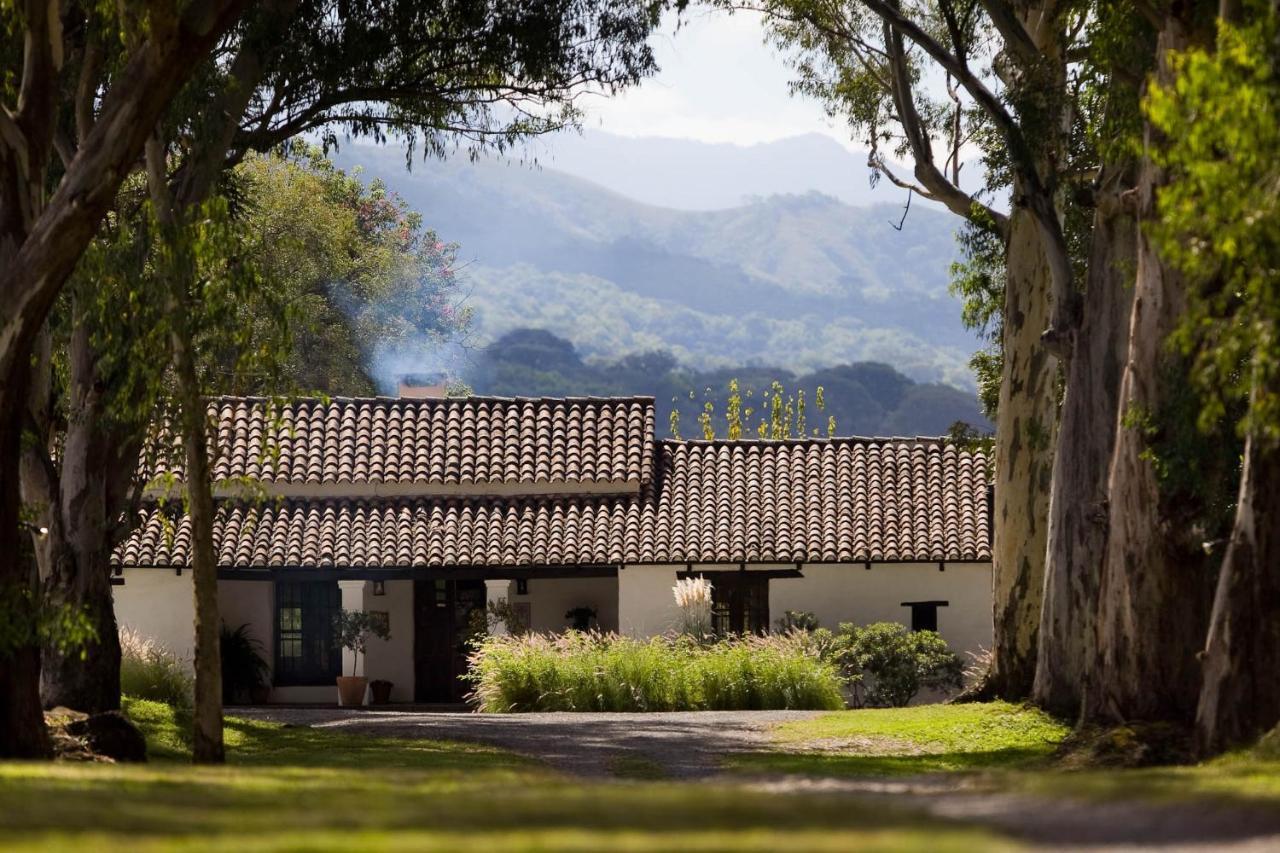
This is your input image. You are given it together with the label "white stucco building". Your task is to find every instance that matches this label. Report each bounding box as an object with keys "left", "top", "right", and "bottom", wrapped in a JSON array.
[{"left": 114, "top": 395, "right": 993, "bottom": 704}]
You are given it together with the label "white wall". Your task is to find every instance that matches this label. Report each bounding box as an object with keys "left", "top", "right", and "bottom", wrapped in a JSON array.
[
  {"left": 516, "top": 577, "right": 618, "bottom": 633},
  {"left": 617, "top": 562, "right": 993, "bottom": 662},
  {"left": 618, "top": 564, "right": 683, "bottom": 636},
  {"left": 114, "top": 569, "right": 195, "bottom": 671},
  {"left": 363, "top": 579, "right": 414, "bottom": 702},
  {"left": 770, "top": 562, "right": 993, "bottom": 661}
]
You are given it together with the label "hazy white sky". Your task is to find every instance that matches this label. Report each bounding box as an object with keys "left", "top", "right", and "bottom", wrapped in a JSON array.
[{"left": 576, "top": 9, "right": 854, "bottom": 148}]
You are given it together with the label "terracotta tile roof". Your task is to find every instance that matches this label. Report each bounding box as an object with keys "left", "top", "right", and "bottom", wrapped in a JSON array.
[
  {"left": 117, "top": 429, "right": 992, "bottom": 568},
  {"left": 649, "top": 439, "right": 991, "bottom": 564},
  {"left": 145, "top": 396, "right": 656, "bottom": 492}
]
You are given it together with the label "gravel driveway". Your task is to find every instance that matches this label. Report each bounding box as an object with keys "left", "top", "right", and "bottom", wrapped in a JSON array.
[
  {"left": 236, "top": 707, "right": 823, "bottom": 777},
  {"left": 235, "top": 707, "right": 1280, "bottom": 851}
]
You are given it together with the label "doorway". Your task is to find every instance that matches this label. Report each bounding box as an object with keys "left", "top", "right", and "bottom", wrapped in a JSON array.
[{"left": 413, "top": 578, "right": 486, "bottom": 703}]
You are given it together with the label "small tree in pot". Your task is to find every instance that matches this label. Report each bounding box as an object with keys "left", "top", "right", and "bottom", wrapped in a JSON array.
[{"left": 333, "top": 610, "right": 391, "bottom": 707}]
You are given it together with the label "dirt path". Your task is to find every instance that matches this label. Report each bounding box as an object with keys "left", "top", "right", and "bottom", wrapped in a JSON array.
[{"left": 236, "top": 708, "right": 1280, "bottom": 850}]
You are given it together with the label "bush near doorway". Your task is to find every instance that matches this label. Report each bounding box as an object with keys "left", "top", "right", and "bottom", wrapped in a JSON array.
[{"left": 466, "top": 631, "right": 844, "bottom": 712}]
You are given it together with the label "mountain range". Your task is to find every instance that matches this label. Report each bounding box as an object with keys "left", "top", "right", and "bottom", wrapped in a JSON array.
[{"left": 334, "top": 132, "right": 979, "bottom": 390}]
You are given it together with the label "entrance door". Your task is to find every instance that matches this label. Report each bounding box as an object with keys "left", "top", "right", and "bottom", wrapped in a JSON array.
[{"left": 414, "top": 579, "right": 486, "bottom": 703}]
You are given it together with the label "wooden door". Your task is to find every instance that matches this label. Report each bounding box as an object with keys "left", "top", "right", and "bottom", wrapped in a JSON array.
[{"left": 414, "top": 579, "right": 486, "bottom": 702}]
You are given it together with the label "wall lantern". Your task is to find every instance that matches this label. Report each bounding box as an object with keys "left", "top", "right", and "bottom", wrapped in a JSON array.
[
  {"left": 372, "top": 580, "right": 386, "bottom": 596},
  {"left": 516, "top": 578, "right": 529, "bottom": 596}
]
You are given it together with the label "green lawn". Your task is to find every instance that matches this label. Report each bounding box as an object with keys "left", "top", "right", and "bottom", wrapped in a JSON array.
[
  {"left": 0, "top": 699, "right": 1016, "bottom": 853},
  {"left": 729, "top": 701, "right": 1071, "bottom": 776},
  {"left": 729, "top": 701, "right": 1280, "bottom": 810}
]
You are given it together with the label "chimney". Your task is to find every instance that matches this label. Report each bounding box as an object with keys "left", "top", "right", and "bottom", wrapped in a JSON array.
[{"left": 397, "top": 373, "right": 448, "bottom": 399}]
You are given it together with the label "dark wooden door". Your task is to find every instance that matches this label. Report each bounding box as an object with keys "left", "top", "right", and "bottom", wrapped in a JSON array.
[
  {"left": 414, "top": 579, "right": 486, "bottom": 703},
  {"left": 710, "top": 574, "right": 770, "bottom": 636}
]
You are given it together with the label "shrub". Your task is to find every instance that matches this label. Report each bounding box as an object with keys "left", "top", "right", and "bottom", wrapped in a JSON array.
[
  {"left": 332, "top": 609, "right": 391, "bottom": 677},
  {"left": 467, "top": 631, "right": 845, "bottom": 712},
  {"left": 221, "top": 623, "right": 270, "bottom": 703},
  {"left": 119, "top": 627, "right": 193, "bottom": 709},
  {"left": 775, "top": 610, "right": 820, "bottom": 632},
  {"left": 831, "top": 622, "right": 964, "bottom": 708}
]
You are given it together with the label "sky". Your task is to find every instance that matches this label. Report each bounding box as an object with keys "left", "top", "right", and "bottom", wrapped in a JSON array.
[{"left": 572, "top": 9, "right": 852, "bottom": 149}]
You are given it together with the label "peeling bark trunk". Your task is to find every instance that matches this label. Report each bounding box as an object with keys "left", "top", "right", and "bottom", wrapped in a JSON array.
[
  {"left": 1195, "top": 421, "right": 1280, "bottom": 754},
  {"left": 28, "top": 317, "right": 139, "bottom": 713},
  {"left": 988, "top": 203, "right": 1059, "bottom": 700},
  {"left": 1088, "top": 18, "right": 1213, "bottom": 724},
  {"left": 1034, "top": 177, "right": 1137, "bottom": 715}
]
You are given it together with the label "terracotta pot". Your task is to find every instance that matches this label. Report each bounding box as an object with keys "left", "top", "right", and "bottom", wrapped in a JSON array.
[
  {"left": 336, "top": 676, "right": 368, "bottom": 707},
  {"left": 369, "top": 680, "right": 393, "bottom": 705}
]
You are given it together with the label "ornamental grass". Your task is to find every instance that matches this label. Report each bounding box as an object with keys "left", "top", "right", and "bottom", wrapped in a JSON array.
[{"left": 466, "top": 631, "right": 845, "bottom": 712}]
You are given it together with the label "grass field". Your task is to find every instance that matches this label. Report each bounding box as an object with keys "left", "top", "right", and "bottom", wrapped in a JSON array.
[
  {"left": 729, "top": 702, "right": 1071, "bottom": 776},
  {"left": 731, "top": 701, "right": 1280, "bottom": 809},
  {"left": 0, "top": 699, "right": 1015, "bottom": 853},
  {"left": 3, "top": 700, "right": 1277, "bottom": 851}
]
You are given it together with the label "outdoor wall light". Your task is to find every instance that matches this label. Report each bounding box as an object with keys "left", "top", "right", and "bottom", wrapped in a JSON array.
[
  {"left": 372, "top": 580, "right": 386, "bottom": 596},
  {"left": 516, "top": 578, "right": 529, "bottom": 596}
]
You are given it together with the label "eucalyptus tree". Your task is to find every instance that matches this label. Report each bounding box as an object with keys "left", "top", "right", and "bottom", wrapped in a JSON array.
[
  {"left": 747, "top": 0, "right": 1086, "bottom": 699},
  {"left": 0, "top": 0, "right": 251, "bottom": 760},
  {"left": 1144, "top": 3, "right": 1280, "bottom": 751},
  {"left": 23, "top": 0, "right": 664, "bottom": 761}
]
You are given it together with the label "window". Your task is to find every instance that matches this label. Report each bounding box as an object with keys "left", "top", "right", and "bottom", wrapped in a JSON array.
[
  {"left": 900, "top": 600, "right": 949, "bottom": 633},
  {"left": 275, "top": 581, "right": 341, "bottom": 686},
  {"left": 709, "top": 574, "right": 770, "bottom": 636}
]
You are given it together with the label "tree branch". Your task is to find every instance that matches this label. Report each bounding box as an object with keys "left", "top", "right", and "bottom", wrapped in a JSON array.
[
  {"left": 975, "top": 0, "right": 1041, "bottom": 65},
  {"left": 882, "top": 18, "right": 1008, "bottom": 236}
]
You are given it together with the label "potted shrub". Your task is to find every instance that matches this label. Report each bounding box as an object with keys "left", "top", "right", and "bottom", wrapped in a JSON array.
[
  {"left": 333, "top": 610, "right": 391, "bottom": 707},
  {"left": 369, "top": 679, "right": 394, "bottom": 705},
  {"left": 564, "top": 606, "right": 597, "bottom": 632},
  {"left": 220, "top": 624, "right": 270, "bottom": 705}
]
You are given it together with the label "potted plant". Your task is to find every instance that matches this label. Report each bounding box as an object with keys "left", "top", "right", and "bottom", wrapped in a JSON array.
[
  {"left": 333, "top": 610, "right": 391, "bottom": 707},
  {"left": 565, "top": 605, "right": 597, "bottom": 632},
  {"left": 369, "top": 679, "right": 394, "bottom": 705},
  {"left": 220, "top": 623, "right": 270, "bottom": 704}
]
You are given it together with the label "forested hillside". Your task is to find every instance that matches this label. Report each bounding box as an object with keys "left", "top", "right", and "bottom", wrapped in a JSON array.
[
  {"left": 336, "top": 143, "right": 979, "bottom": 389},
  {"left": 465, "top": 329, "right": 991, "bottom": 437}
]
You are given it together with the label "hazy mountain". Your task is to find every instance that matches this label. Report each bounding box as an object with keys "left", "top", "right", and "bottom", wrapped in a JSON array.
[
  {"left": 530, "top": 131, "right": 901, "bottom": 210},
  {"left": 335, "top": 136, "right": 979, "bottom": 389}
]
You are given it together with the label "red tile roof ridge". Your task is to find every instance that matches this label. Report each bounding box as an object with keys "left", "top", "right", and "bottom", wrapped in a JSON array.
[
  {"left": 660, "top": 435, "right": 969, "bottom": 447},
  {"left": 208, "top": 394, "right": 659, "bottom": 406}
]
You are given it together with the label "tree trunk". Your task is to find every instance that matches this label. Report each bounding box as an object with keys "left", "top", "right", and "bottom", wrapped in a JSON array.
[
  {"left": 172, "top": 319, "right": 224, "bottom": 763},
  {"left": 987, "top": 203, "right": 1059, "bottom": 700},
  {"left": 31, "top": 318, "right": 136, "bottom": 713},
  {"left": 1195, "top": 420, "right": 1280, "bottom": 754},
  {"left": 1033, "top": 176, "right": 1137, "bottom": 715},
  {"left": 1087, "top": 17, "right": 1213, "bottom": 724},
  {"left": 0, "top": 359, "right": 50, "bottom": 756}
]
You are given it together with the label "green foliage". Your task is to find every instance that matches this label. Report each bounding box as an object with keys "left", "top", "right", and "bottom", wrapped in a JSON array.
[
  {"left": 235, "top": 148, "right": 473, "bottom": 395},
  {"left": 1148, "top": 10, "right": 1280, "bottom": 445},
  {"left": 775, "top": 610, "right": 821, "bottom": 633},
  {"left": 474, "top": 329, "right": 990, "bottom": 437},
  {"left": 950, "top": 221, "right": 1006, "bottom": 420},
  {"left": 826, "top": 622, "right": 964, "bottom": 709},
  {"left": 220, "top": 624, "right": 271, "bottom": 704},
  {"left": 0, "top": 574, "right": 95, "bottom": 659},
  {"left": 119, "top": 629, "right": 193, "bottom": 710},
  {"left": 466, "top": 632, "right": 846, "bottom": 712},
  {"left": 694, "top": 379, "right": 835, "bottom": 440},
  {"left": 332, "top": 610, "right": 392, "bottom": 676}
]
